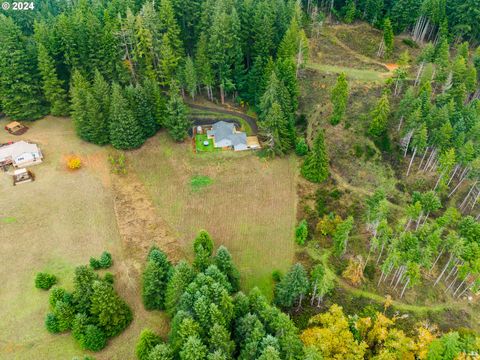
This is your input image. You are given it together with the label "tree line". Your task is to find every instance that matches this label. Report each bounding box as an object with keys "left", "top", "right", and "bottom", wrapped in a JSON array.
[{"left": 0, "top": 0, "right": 306, "bottom": 154}]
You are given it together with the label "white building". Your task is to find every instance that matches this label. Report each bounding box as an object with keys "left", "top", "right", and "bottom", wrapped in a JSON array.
[{"left": 0, "top": 141, "right": 43, "bottom": 168}]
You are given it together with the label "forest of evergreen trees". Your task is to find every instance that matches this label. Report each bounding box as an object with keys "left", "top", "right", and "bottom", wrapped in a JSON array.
[{"left": 0, "top": 0, "right": 305, "bottom": 151}]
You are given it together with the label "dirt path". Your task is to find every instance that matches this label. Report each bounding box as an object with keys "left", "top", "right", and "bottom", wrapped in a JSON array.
[{"left": 187, "top": 103, "right": 259, "bottom": 134}]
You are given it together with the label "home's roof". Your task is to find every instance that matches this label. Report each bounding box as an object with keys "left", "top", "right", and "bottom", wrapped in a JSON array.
[
  {"left": 208, "top": 121, "right": 247, "bottom": 147},
  {"left": 0, "top": 141, "right": 40, "bottom": 161}
]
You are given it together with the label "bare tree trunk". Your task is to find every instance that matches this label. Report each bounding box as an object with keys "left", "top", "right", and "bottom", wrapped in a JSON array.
[
  {"left": 453, "top": 274, "right": 469, "bottom": 296},
  {"left": 434, "top": 255, "right": 452, "bottom": 286},
  {"left": 460, "top": 181, "right": 478, "bottom": 209},
  {"left": 400, "top": 277, "right": 410, "bottom": 298},
  {"left": 434, "top": 171, "right": 445, "bottom": 191},
  {"left": 418, "top": 147, "right": 429, "bottom": 170},
  {"left": 397, "top": 116, "right": 404, "bottom": 132},
  {"left": 406, "top": 147, "right": 417, "bottom": 177},
  {"left": 447, "top": 165, "right": 459, "bottom": 186},
  {"left": 376, "top": 242, "right": 385, "bottom": 265},
  {"left": 430, "top": 247, "right": 444, "bottom": 272}
]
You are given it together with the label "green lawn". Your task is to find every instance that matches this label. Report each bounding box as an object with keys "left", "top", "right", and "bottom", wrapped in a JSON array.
[{"left": 195, "top": 134, "right": 217, "bottom": 153}]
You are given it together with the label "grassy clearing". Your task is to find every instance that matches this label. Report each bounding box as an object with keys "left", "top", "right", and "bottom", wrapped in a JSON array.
[
  {"left": 306, "top": 62, "right": 386, "bottom": 83},
  {"left": 0, "top": 117, "right": 168, "bottom": 360},
  {"left": 128, "top": 133, "right": 298, "bottom": 297}
]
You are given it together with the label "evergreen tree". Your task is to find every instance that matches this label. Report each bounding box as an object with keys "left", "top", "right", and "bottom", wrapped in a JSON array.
[
  {"left": 368, "top": 93, "right": 390, "bottom": 138},
  {"left": 149, "top": 343, "right": 174, "bottom": 360},
  {"left": 136, "top": 329, "right": 162, "bottom": 360},
  {"left": 383, "top": 18, "right": 394, "bottom": 59},
  {"left": 342, "top": 0, "right": 356, "bottom": 24},
  {"left": 195, "top": 32, "right": 215, "bottom": 100},
  {"left": 333, "top": 216, "right": 354, "bottom": 256},
  {"left": 127, "top": 84, "right": 159, "bottom": 138},
  {"left": 165, "top": 261, "right": 196, "bottom": 316},
  {"left": 301, "top": 130, "right": 329, "bottom": 183},
  {"left": 389, "top": 0, "right": 421, "bottom": 33},
  {"left": 330, "top": 73, "right": 349, "bottom": 125},
  {"left": 184, "top": 56, "right": 198, "bottom": 100},
  {"left": 0, "top": 15, "right": 46, "bottom": 120},
  {"left": 260, "top": 102, "right": 292, "bottom": 155},
  {"left": 90, "top": 70, "right": 111, "bottom": 145},
  {"left": 144, "top": 78, "right": 167, "bottom": 127},
  {"left": 109, "top": 83, "right": 145, "bottom": 150},
  {"left": 165, "top": 81, "right": 191, "bottom": 141},
  {"left": 90, "top": 280, "right": 132, "bottom": 337},
  {"left": 274, "top": 263, "right": 309, "bottom": 308},
  {"left": 214, "top": 246, "right": 241, "bottom": 292},
  {"left": 37, "top": 44, "right": 69, "bottom": 116},
  {"left": 142, "top": 247, "right": 173, "bottom": 311},
  {"left": 180, "top": 336, "right": 208, "bottom": 360}
]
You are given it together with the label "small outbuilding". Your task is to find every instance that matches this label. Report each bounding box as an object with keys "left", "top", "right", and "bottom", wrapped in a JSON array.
[
  {"left": 0, "top": 141, "right": 43, "bottom": 168},
  {"left": 5, "top": 121, "right": 28, "bottom": 135},
  {"left": 12, "top": 168, "right": 35, "bottom": 185}
]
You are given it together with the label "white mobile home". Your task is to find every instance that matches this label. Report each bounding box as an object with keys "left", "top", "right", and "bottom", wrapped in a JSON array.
[{"left": 0, "top": 141, "right": 43, "bottom": 168}]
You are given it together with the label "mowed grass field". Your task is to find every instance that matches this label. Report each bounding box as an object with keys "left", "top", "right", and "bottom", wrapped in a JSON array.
[
  {"left": 0, "top": 118, "right": 167, "bottom": 360},
  {"left": 128, "top": 133, "right": 298, "bottom": 296}
]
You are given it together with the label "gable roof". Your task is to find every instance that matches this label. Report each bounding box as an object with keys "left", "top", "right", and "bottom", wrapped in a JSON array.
[
  {"left": 0, "top": 141, "right": 40, "bottom": 162},
  {"left": 208, "top": 121, "right": 247, "bottom": 148}
]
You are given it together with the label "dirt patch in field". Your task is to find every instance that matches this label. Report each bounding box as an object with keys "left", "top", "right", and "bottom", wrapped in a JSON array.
[{"left": 112, "top": 173, "right": 183, "bottom": 264}]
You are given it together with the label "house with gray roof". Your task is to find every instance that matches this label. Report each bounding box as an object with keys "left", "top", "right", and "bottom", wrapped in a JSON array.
[{"left": 207, "top": 121, "right": 248, "bottom": 151}]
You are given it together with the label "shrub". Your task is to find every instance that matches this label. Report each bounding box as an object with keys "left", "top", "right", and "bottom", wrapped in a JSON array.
[
  {"left": 295, "top": 219, "right": 308, "bottom": 245},
  {"left": 402, "top": 38, "right": 419, "bottom": 48},
  {"left": 136, "top": 329, "right": 162, "bottom": 360},
  {"left": 89, "top": 257, "right": 102, "bottom": 270},
  {"left": 82, "top": 325, "right": 107, "bottom": 351},
  {"left": 316, "top": 213, "right": 343, "bottom": 236},
  {"left": 272, "top": 270, "right": 283, "bottom": 283},
  {"left": 66, "top": 155, "right": 82, "bottom": 170},
  {"left": 72, "top": 313, "right": 89, "bottom": 343},
  {"left": 104, "top": 272, "right": 114, "bottom": 284},
  {"left": 45, "top": 313, "right": 60, "bottom": 333},
  {"left": 49, "top": 287, "right": 66, "bottom": 308},
  {"left": 295, "top": 138, "right": 308, "bottom": 156},
  {"left": 90, "top": 251, "right": 112, "bottom": 270},
  {"left": 54, "top": 300, "right": 76, "bottom": 332},
  {"left": 35, "top": 272, "right": 57, "bottom": 290},
  {"left": 108, "top": 153, "right": 127, "bottom": 175},
  {"left": 99, "top": 251, "right": 112, "bottom": 268}
]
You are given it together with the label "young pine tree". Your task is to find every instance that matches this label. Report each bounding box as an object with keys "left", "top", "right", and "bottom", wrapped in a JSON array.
[
  {"left": 71, "top": 70, "right": 94, "bottom": 142},
  {"left": 37, "top": 44, "right": 69, "bottom": 116},
  {"left": 165, "top": 81, "right": 191, "bottom": 142},
  {"left": 90, "top": 70, "right": 111, "bottom": 145},
  {"left": 368, "top": 93, "right": 390, "bottom": 138},
  {"left": 330, "top": 73, "right": 349, "bottom": 125},
  {"left": 184, "top": 56, "right": 198, "bottom": 100},
  {"left": 142, "top": 247, "right": 173, "bottom": 310},
  {"left": 301, "top": 130, "right": 329, "bottom": 183},
  {"left": 383, "top": 18, "right": 394, "bottom": 59},
  {"left": 109, "top": 84, "right": 145, "bottom": 150},
  {"left": 90, "top": 280, "right": 132, "bottom": 337},
  {"left": 333, "top": 216, "right": 354, "bottom": 256},
  {"left": 274, "top": 263, "right": 310, "bottom": 309}
]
